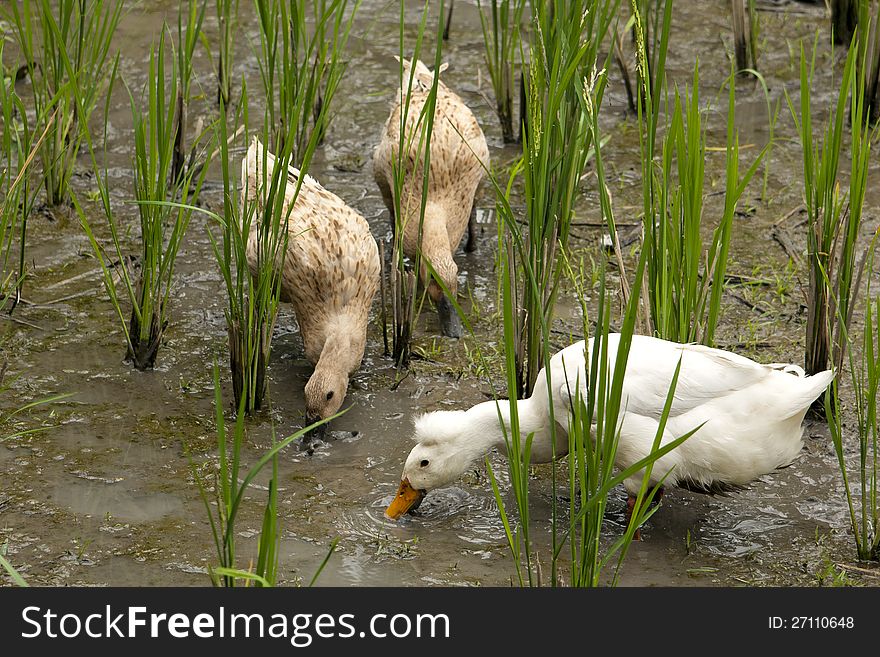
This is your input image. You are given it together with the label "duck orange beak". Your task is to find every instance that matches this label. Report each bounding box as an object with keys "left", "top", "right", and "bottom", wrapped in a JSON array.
[{"left": 385, "top": 478, "right": 426, "bottom": 520}]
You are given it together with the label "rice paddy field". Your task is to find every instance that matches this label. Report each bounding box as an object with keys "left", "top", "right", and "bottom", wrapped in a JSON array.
[{"left": 1, "top": 0, "right": 879, "bottom": 588}]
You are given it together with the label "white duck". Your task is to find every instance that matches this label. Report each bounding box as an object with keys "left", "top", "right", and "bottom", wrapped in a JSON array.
[
  {"left": 243, "top": 139, "right": 380, "bottom": 432},
  {"left": 373, "top": 58, "right": 489, "bottom": 337},
  {"left": 386, "top": 334, "right": 834, "bottom": 525}
]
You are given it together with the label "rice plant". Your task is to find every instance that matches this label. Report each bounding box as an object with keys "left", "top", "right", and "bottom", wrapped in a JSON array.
[
  {"left": 481, "top": 52, "right": 698, "bottom": 586},
  {"left": 386, "top": 0, "right": 447, "bottom": 368},
  {"left": 255, "top": 0, "right": 359, "bottom": 164},
  {"left": 77, "top": 31, "right": 212, "bottom": 370},
  {"left": 7, "top": 0, "right": 123, "bottom": 207},
  {"left": 209, "top": 92, "right": 288, "bottom": 413},
  {"left": 475, "top": 0, "right": 528, "bottom": 143},
  {"left": 172, "top": 0, "right": 207, "bottom": 185},
  {"left": 631, "top": 0, "right": 673, "bottom": 123},
  {"left": 786, "top": 35, "right": 873, "bottom": 377},
  {"left": 505, "top": 0, "right": 618, "bottom": 396},
  {"left": 826, "top": 242, "right": 880, "bottom": 562},
  {"left": 640, "top": 63, "right": 766, "bottom": 344},
  {"left": 207, "top": 66, "right": 329, "bottom": 412},
  {"left": 0, "top": 50, "right": 40, "bottom": 313},
  {"left": 197, "top": 363, "right": 338, "bottom": 587},
  {"left": 215, "top": 0, "right": 238, "bottom": 106},
  {"left": 631, "top": 0, "right": 765, "bottom": 345}
]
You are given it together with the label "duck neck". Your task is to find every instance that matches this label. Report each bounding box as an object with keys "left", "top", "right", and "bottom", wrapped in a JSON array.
[
  {"left": 315, "top": 318, "right": 359, "bottom": 376},
  {"left": 455, "top": 397, "right": 541, "bottom": 463}
]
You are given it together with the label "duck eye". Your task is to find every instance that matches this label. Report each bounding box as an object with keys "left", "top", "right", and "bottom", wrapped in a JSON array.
[
  {"left": 326, "top": 391, "right": 334, "bottom": 401},
  {"left": 420, "top": 459, "right": 429, "bottom": 468}
]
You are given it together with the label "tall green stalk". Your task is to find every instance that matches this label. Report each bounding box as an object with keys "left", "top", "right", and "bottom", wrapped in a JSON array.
[
  {"left": 210, "top": 89, "right": 292, "bottom": 413},
  {"left": 77, "top": 31, "right": 212, "bottom": 370},
  {"left": 476, "top": 0, "right": 528, "bottom": 143},
  {"left": 173, "top": 0, "right": 207, "bottom": 185},
  {"left": 7, "top": 0, "right": 122, "bottom": 207},
  {"left": 0, "top": 48, "right": 42, "bottom": 312},
  {"left": 485, "top": 65, "right": 696, "bottom": 587},
  {"left": 786, "top": 35, "right": 870, "bottom": 377},
  {"left": 215, "top": 0, "right": 238, "bottom": 106},
  {"left": 197, "top": 363, "right": 338, "bottom": 586},
  {"left": 509, "top": 0, "right": 618, "bottom": 396},
  {"left": 633, "top": 0, "right": 764, "bottom": 344},
  {"left": 255, "top": 0, "right": 359, "bottom": 164},
  {"left": 387, "top": 0, "right": 446, "bottom": 368},
  {"left": 210, "top": 7, "right": 342, "bottom": 411},
  {"left": 826, "top": 243, "right": 880, "bottom": 562}
]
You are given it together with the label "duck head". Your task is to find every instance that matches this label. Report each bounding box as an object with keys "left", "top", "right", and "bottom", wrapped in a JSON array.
[
  {"left": 303, "top": 368, "right": 348, "bottom": 441},
  {"left": 386, "top": 409, "right": 499, "bottom": 519}
]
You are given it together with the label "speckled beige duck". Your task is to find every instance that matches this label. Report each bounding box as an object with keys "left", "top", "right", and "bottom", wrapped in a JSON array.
[
  {"left": 243, "top": 139, "right": 380, "bottom": 429},
  {"left": 373, "top": 58, "right": 489, "bottom": 337}
]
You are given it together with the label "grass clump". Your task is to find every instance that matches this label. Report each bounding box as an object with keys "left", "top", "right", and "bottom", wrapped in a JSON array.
[
  {"left": 255, "top": 0, "right": 359, "bottom": 163},
  {"left": 215, "top": 0, "right": 239, "bottom": 106},
  {"left": 209, "top": 91, "right": 291, "bottom": 413},
  {"left": 504, "top": 0, "right": 617, "bottom": 395},
  {"left": 826, "top": 243, "right": 880, "bottom": 562},
  {"left": 0, "top": 48, "right": 43, "bottom": 312},
  {"left": 786, "top": 35, "right": 874, "bottom": 377},
  {"left": 476, "top": 0, "right": 528, "bottom": 143},
  {"left": 486, "top": 62, "right": 697, "bottom": 587},
  {"left": 197, "top": 363, "right": 338, "bottom": 587},
  {"left": 77, "top": 30, "right": 212, "bottom": 370},
  {"left": 384, "top": 0, "right": 447, "bottom": 367},
  {"left": 7, "top": 0, "right": 122, "bottom": 208}
]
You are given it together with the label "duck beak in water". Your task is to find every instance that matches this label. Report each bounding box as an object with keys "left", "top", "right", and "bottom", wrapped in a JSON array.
[
  {"left": 385, "top": 478, "right": 426, "bottom": 520},
  {"left": 302, "top": 415, "right": 328, "bottom": 455},
  {"left": 437, "top": 295, "right": 463, "bottom": 338}
]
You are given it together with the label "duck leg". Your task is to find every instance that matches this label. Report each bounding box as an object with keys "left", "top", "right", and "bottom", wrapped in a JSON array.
[
  {"left": 625, "top": 486, "right": 665, "bottom": 541},
  {"left": 465, "top": 205, "right": 478, "bottom": 253}
]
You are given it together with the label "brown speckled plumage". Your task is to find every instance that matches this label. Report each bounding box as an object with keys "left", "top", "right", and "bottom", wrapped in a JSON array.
[
  {"left": 372, "top": 59, "right": 489, "bottom": 301},
  {"left": 243, "top": 140, "right": 380, "bottom": 419}
]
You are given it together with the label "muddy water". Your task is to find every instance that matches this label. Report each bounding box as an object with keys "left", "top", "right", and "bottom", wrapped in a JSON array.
[{"left": 2, "top": 0, "right": 879, "bottom": 587}]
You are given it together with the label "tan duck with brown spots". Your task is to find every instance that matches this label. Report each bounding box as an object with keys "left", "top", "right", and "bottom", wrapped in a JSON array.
[
  {"left": 243, "top": 139, "right": 380, "bottom": 431},
  {"left": 373, "top": 58, "right": 489, "bottom": 337}
]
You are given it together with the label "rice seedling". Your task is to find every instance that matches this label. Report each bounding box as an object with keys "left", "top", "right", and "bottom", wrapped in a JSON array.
[
  {"left": 77, "top": 31, "right": 212, "bottom": 370},
  {"left": 7, "top": 0, "right": 123, "bottom": 208},
  {"left": 639, "top": 63, "right": 766, "bottom": 344},
  {"left": 631, "top": 0, "right": 765, "bottom": 345},
  {"left": 631, "top": 0, "right": 673, "bottom": 122},
  {"left": 825, "top": 243, "right": 880, "bottom": 562},
  {"left": 207, "top": 66, "right": 329, "bottom": 412},
  {"left": 208, "top": 91, "right": 290, "bottom": 413},
  {"left": 786, "top": 35, "right": 874, "bottom": 377},
  {"left": 504, "top": 0, "right": 617, "bottom": 396},
  {"left": 172, "top": 0, "right": 207, "bottom": 185},
  {"left": 254, "top": 0, "right": 359, "bottom": 164},
  {"left": 197, "top": 363, "right": 338, "bottom": 587},
  {"left": 0, "top": 49, "right": 38, "bottom": 312},
  {"left": 215, "top": 0, "right": 238, "bottom": 106},
  {"left": 475, "top": 0, "right": 528, "bottom": 143},
  {"left": 386, "top": 0, "right": 447, "bottom": 368},
  {"left": 484, "top": 63, "right": 696, "bottom": 587}
]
